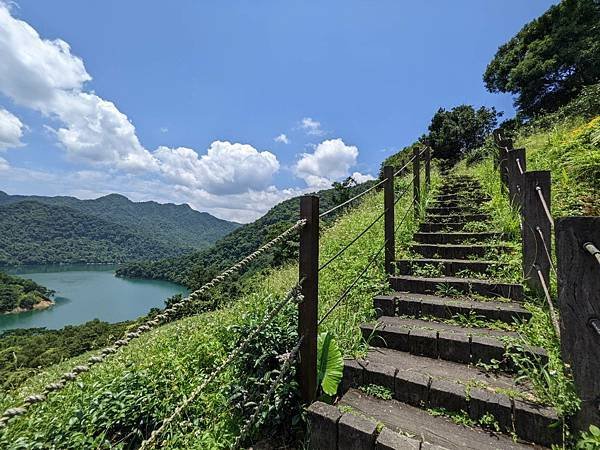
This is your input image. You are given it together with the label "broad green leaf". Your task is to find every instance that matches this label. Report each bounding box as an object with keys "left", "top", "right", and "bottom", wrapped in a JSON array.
[{"left": 317, "top": 331, "right": 343, "bottom": 396}]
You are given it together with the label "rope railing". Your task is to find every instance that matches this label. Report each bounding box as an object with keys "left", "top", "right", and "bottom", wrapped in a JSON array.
[
  {"left": 516, "top": 157, "right": 525, "bottom": 175},
  {"left": 318, "top": 203, "right": 413, "bottom": 326},
  {"left": 536, "top": 226, "right": 558, "bottom": 276},
  {"left": 319, "top": 178, "right": 387, "bottom": 219},
  {"left": 0, "top": 220, "right": 306, "bottom": 430},
  {"left": 535, "top": 186, "right": 554, "bottom": 227},
  {"left": 139, "top": 281, "right": 305, "bottom": 450},
  {"left": 231, "top": 336, "right": 303, "bottom": 450}
]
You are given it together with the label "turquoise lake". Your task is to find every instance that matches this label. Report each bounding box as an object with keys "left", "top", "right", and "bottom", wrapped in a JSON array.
[{"left": 0, "top": 264, "right": 188, "bottom": 332}]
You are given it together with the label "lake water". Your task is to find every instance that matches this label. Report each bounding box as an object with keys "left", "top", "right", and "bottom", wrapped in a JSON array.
[{"left": 0, "top": 264, "right": 188, "bottom": 332}]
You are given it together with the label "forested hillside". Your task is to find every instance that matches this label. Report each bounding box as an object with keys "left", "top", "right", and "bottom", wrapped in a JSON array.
[
  {"left": 0, "top": 271, "right": 54, "bottom": 314},
  {"left": 116, "top": 179, "right": 377, "bottom": 289},
  {"left": 0, "top": 193, "right": 239, "bottom": 266}
]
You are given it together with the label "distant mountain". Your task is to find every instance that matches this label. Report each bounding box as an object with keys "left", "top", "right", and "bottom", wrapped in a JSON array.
[
  {"left": 117, "top": 179, "right": 378, "bottom": 290},
  {"left": 0, "top": 192, "right": 239, "bottom": 266}
]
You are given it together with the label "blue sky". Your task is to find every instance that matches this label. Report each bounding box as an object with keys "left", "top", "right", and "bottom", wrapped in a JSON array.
[{"left": 0, "top": 1, "right": 556, "bottom": 222}]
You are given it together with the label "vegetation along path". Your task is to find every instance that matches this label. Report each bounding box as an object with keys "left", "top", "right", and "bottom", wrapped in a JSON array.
[{"left": 308, "top": 174, "right": 559, "bottom": 449}]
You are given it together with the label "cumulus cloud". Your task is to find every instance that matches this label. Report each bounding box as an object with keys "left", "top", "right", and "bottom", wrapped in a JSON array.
[
  {"left": 300, "top": 117, "right": 324, "bottom": 136},
  {"left": 274, "top": 133, "right": 289, "bottom": 144},
  {"left": 0, "top": 107, "right": 24, "bottom": 149},
  {"left": 155, "top": 141, "right": 280, "bottom": 195},
  {"left": 295, "top": 138, "right": 359, "bottom": 187},
  {"left": 350, "top": 172, "right": 376, "bottom": 184}
]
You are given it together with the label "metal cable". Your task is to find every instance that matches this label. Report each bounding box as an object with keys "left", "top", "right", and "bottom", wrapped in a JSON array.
[
  {"left": 535, "top": 226, "right": 557, "bottom": 275},
  {"left": 318, "top": 203, "right": 412, "bottom": 326},
  {"left": 535, "top": 186, "right": 554, "bottom": 227},
  {"left": 231, "top": 336, "right": 303, "bottom": 450},
  {"left": 139, "top": 282, "right": 305, "bottom": 450},
  {"left": 584, "top": 242, "right": 600, "bottom": 266},
  {"left": 0, "top": 220, "right": 306, "bottom": 429},
  {"left": 535, "top": 266, "right": 561, "bottom": 339},
  {"left": 516, "top": 158, "right": 525, "bottom": 175},
  {"left": 319, "top": 179, "right": 387, "bottom": 218}
]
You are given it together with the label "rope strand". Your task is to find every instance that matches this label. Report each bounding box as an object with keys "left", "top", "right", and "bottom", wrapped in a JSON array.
[
  {"left": 319, "top": 179, "right": 386, "bottom": 218},
  {"left": 535, "top": 266, "right": 561, "bottom": 339}
]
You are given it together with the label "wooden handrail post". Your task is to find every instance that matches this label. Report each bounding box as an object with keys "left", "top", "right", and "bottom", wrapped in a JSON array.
[
  {"left": 521, "top": 171, "right": 551, "bottom": 293},
  {"left": 424, "top": 146, "right": 431, "bottom": 190},
  {"left": 383, "top": 166, "right": 395, "bottom": 275},
  {"left": 556, "top": 217, "right": 600, "bottom": 431},
  {"left": 413, "top": 146, "right": 421, "bottom": 218},
  {"left": 506, "top": 148, "right": 526, "bottom": 210},
  {"left": 299, "top": 195, "right": 319, "bottom": 405}
]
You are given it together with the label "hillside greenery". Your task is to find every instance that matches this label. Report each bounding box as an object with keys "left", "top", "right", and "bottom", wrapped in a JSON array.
[
  {"left": 0, "top": 192, "right": 238, "bottom": 266},
  {"left": 116, "top": 180, "right": 379, "bottom": 290},
  {"left": 0, "top": 272, "right": 54, "bottom": 314},
  {"left": 0, "top": 169, "right": 432, "bottom": 448}
]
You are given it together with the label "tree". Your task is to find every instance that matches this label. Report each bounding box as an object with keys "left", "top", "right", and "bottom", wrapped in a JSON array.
[
  {"left": 483, "top": 0, "right": 600, "bottom": 117},
  {"left": 425, "top": 105, "right": 499, "bottom": 161}
]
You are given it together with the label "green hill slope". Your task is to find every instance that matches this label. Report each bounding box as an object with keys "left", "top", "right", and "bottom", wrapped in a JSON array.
[{"left": 0, "top": 193, "right": 239, "bottom": 266}]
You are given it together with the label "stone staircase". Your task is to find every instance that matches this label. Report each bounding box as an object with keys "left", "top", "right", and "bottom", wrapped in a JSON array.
[{"left": 308, "top": 175, "right": 559, "bottom": 449}]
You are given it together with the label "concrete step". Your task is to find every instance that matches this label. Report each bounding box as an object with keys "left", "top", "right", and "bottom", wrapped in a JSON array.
[
  {"left": 426, "top": 206, "right": 481, "bottom": 216},
  {"left": 360, "top": 316, "right": 547, "bottom": 367},
  {"left": 341, "top": 349, "right": 559, "bottom": 447},
  {"left": 307, "top": 391, "right": 538, "bottom": 450},
  {"left": 411, "top": 243, "right": 510, "bottom": 260},
  {"left": 374, "top": 292, "right": 531, "bottom": 323},
  {"left": 419, "top": 222, "right": 469, "bottom": 233},
  {"left": 395, "top": 257, "right": 499, "bottom": 277},
  {"left": 426, "top": 213, "right": 490, "bottom": 223},
  {"left": 413, "top": 232, "right": 504, "bottom": 245},
  {"left": 390, "top": 274, "right": 523, "bottom": 300},
  {"left": 435, "top": 193, "right": 491, "bottom": 202}
]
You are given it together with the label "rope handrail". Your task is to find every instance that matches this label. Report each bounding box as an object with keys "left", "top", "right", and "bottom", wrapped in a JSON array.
[
  {"left": 139, "top": 282, "right": 305, "bottom": 450},
  {"left": 318, "top": 203, "right": 412, "bottom": 326},
  {"left": 584, "top": 242, "right": 600, "bottom": 266},
  {"left": 393, "top": 154, "right": 416, "bottom": 177},
  {"left": 516, "top": 157, "right": 524, "bottom": 175},
  {"left": 0, "top": 220, "right": 307, "bottom": 429},
  {"left": 319, "top": 178, "right": 387, "bottom": 219},
  {"left": 535, "top": 186, "right": 554, "bottom": 227},
  {"left": 535, "top": 266, "right": 561, "bottom": 339},
  {"left": 231, "top": 335, "right": 303, "bottom": 450}
]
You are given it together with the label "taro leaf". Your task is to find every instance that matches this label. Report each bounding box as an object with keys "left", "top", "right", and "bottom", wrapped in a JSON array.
[{"left": 317, "top": 331, "right": 343, "bottom": 396}]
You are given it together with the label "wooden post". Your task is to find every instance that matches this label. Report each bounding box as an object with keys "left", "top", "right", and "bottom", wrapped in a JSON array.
[
  {"left": 424, "top": 146, "right": 431, "bottom": 189},
  {"left": 413, "top": 146, "right": 421, "bottom": 218},
  {"left": 521, "top": 171, "right": 551, "bottom": 293},
  {"left": 299, "top": 195, "right": 319, "bottom": 404},
  {"left": 556, "top": 217, "right": 600, "bottom": 431},
  {"left": 493, "top": 130, "right": 512, "bottom": 190},
  {"left": 506, "top": 148, "right": 526, "bottom": 210},
  {"left": 383, "top": 166, "right": 395, "bottom": 275}
]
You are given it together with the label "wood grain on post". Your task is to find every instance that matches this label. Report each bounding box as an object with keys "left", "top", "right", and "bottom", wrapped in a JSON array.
[
  {"left": 413, "top": 147, "right": 421, "bottom": 218},
  {"left": 521, "top": 171, "right": 551, "bottom": 293},
  {"left": 299, "top": 195, "right": 319, "bottom": 404},
  {"left": 506, "top": 148, "right": 526, "bottom": 210},
  {"left": 557, "top": 217, "right": 600, "bottom": 431},
  {"left": 424, "top": 146, "right": 431, "bottom": 189},
  {"left": 383, "top": 166, "right": 395, "bottom": 275}
]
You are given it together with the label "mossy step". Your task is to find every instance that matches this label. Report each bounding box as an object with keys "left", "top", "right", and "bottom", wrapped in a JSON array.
[
  {"left": 413, "top": 232, "right": 505, "bottom": 245},
  {"left": 360, "top": 316, "right": 547, "bottom": 367},
  {"left": 410, "top": 243, "right": 511, "bottom": 260},
  {"left": 390, "top": 274, "right": 523, "bottom": 300},
  {"left": 419, "top": 222, "right": 470, "bottom": 233},
  {"left": 426, "top": 213, "right": 490, "bottom": 223},
  {"left": 435, "top": 193, "right": 491, "bottom": 202},
  {"left": 395, "top": 257, "right": 501, "bottom": 277},
  {"left": 374, "top": 292, "right": 531, "bottom": 323},
  {"left": 425, "top": 206, "right": 482, "bottom": 216}
]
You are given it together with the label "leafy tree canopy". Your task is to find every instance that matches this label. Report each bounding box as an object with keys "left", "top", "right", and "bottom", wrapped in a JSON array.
[
  {"left": 483, "top": 0, "right": 600, "bottom": 117},
  {"left": 425, "top": 105, "right": 499, "bottom": 161}
]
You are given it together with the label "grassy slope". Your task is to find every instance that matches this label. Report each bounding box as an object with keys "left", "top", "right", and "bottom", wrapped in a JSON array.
[{"left": 0, "top": 169, "right": 437, "bottom": 449}]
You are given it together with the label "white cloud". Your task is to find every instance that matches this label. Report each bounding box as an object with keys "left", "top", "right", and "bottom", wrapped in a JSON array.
[
  {"left": 160, "top": 127, "right": 168, "bottom": 133},
  {"left": 274, "top": 133, "right": 289, "bottom": 144},
  {"left": 0, "top": 156, "right": 9, "bottom": 170},
  {"left": 295, "top": 138, "right": 359, "bottom": 187},
  {"left": 351, "top": 172, "right": 376, "bottom": 184},
  {"left": 155, "top": 141, "right": 280, "bottom": 195},
  {"left": 300, "top": 117, "right": 325, "bottom": 136},
  {"left": 0, "top": 107, "right": 24, "bottom": 149}
]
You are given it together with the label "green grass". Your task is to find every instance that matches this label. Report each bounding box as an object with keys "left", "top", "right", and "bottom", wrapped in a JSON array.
[{"left": 0, "top": 167, "right": 436, "bottom": 449}]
